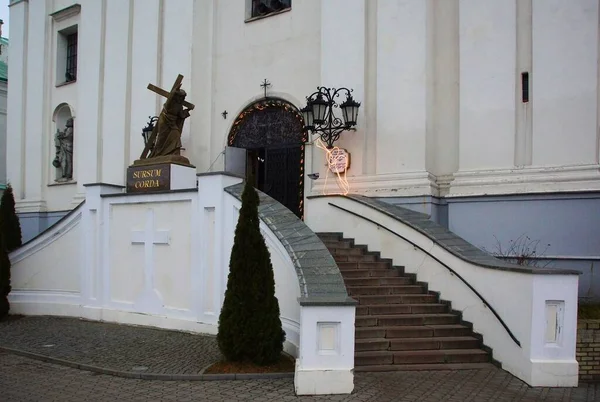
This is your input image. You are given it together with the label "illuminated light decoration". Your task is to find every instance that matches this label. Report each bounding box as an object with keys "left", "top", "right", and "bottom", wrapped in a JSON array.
[
  {"left": 328, "top": 148, "right": 350, "bottom": 174},
  {"left": 314, "top": 138, "right": 351, "bottom": 196}
]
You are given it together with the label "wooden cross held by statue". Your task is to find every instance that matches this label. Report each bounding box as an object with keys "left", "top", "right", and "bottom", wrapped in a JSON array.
[{"left": 140, "top": 74, "right": 196, "bottom": 159}]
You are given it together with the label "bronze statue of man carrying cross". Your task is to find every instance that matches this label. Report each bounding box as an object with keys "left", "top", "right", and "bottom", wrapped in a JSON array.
[{"left": 139, "top": 74, "right": 195, "bottom": 165}]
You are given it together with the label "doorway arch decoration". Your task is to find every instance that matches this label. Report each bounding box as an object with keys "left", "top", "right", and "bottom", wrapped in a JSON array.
[
  {"left": 228, "top": 98, "right": 308, "bottom": 147},
  {"left": 228, "top": 98, "right": 308, "bottom": 218}
]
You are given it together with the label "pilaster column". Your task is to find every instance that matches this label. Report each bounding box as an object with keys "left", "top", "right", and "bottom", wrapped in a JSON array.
[
  {"left": 320, "top": 0, "right": 366, "bottom": 175},
  {"left": 6, "top": 0, "right": 28, "bottom": 202},
  {"left": 376, "top": 0, "right": 429, "bottom": 174},
  {"left": 76, "top": 0, "right": 105, "bottom": 191},
  {"left": 23, "top": 0, "right": 49, "bottom": 209},
  {"left": 458, "top": 0, "right": 516, "bottom": 171}
]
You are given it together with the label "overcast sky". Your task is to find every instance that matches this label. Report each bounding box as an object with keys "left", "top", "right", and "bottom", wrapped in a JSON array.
[{"left": 0, "top": 0, "right": 9, "bottom": 38}]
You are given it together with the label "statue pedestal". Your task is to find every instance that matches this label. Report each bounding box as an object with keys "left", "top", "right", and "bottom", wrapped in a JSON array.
[{"left": 127, "top": 159, "right": 196, "bottom": 193}]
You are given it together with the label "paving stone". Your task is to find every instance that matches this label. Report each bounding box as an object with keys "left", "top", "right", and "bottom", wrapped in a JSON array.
[
  {"left": 0, "top": 316, "right": 221, "bottom": 376},
  {"left": 1, "top": 316, "right": 599, "bottom": 401},
  {"left": 1, "top": 350, "right": 599, "bottom": 401}
]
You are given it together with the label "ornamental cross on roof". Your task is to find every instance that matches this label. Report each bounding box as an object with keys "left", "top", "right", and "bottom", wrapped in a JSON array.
[{"left": 261, "top": 79, "right": 271, "bottom": 98}]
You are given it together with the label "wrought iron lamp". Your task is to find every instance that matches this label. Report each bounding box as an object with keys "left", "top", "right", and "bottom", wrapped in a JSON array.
[
  {"left": 301, "top": 86, "right": 361, "bottom": 148},
  {"left": 141, "top": 116, "right": 158, "bottom": 146}
]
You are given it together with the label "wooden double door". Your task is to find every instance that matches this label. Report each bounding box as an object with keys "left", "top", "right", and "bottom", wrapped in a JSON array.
[
  {"left": 226, "top": 99, "right": 307, "bottom": 219},
  {"left": 246, "top": 146, "right": 303, "bottom": 218}
]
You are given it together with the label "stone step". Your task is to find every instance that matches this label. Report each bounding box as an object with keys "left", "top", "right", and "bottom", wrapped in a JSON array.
[
  {"left": 354, "top": 363, "right": 496, "bottom": 372},
  {"left": 355, "top": 294, "right": 439, "bottom": 305},
  {"left": 356, "top": 303, "right": 449, "bottom": 316},
  {"left": 390, "top": 336, "right": 481, "bottom": 351},
  {"left": 331, "top": 247, "right": 366, "bottom": 256},
  {"left": 355, "top": 349, "right": 489, "bottom": 366},
  {"left": 348, "top": 285, "right": 425, "bottom": 296},
  {"left": 345, "top": 277, "right": 413, "bottom": 287},
  {"left": 355, "top": 336, "right": 481, "bottom": 352},
  {"left": 322, "top": 240, "right": 354, "bottom": 249},
  {"left": 318, "top": 231, "right": 491, "bottom": 373},
  {"left": 315, "top": 232, "right": 342, "bottom": 240},
  {"left": 316, "top": 233, "right": 343, "bottom": 241},
  {"left": 355, "top": 325, "right": 473, "bottom": 339},
  {"left": 356, "top": 314, "right": 459, "bottom": 327},
  {"left": 339, "top": 269, "right": 401, "bottom": 278},
  {"left": 355, "top": 338, "right": 390, "bottom": 352},
  {"left": 337, "top": 262, "right": 393, "bottom": 270},
  {"left": 335, "top": 254, "right": 378, "bottom": 263}
]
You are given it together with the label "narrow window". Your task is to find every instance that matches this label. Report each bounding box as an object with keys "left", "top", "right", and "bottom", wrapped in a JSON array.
[
  {"left": 56, "top": 25, "right": 78, "bottom": 86},
  {"left": 250, "top": 0, "right": 291, "bottom": 19},
  {"left": 65, "top": 32, "right": 78, "bottom": 82},
  {"left": 521, "top": 72, "right": 529, "bottom": 103}
]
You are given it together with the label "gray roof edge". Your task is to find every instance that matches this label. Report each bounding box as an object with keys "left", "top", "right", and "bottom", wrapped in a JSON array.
[
  {"left": 298, "top": 296, "right": 358, "bottom": 306},
  {"left": 337, "top": 194, "right": 580, "bottom": 276},
  {"left": 224, "top": 183, "right": 349, "bottom": 299}
]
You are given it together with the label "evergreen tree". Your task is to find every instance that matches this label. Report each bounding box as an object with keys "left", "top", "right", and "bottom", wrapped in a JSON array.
[
  {"left": 0, "top": 233, "right": 11, "bottom": 320},
  {"left": 217, "top": 178, "right": 285, "bottom": 365},
  {"left": 0, "top": 184, "right": 22, "bottom": 252}
]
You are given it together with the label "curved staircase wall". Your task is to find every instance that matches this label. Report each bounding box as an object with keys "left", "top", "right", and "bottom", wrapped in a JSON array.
[
  {"left": 7, "top": 175, "right": 306, "bottom": 353},
  {"left": 9, "top": 205, "right": 84, "bottom": 314},
  {"left": 7, "top": 174, "right": 357, "bottom": 395},
  {"left": 306, "top": 195, "right": 579, "bottom": 387}
]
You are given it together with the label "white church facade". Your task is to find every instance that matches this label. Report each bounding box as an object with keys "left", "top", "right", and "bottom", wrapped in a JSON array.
[{"left": 5, "top": 0, "right": 599, "bottom": 394}]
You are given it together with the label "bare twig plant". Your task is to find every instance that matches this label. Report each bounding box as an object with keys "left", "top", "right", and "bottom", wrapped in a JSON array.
[{"left": 485, "top": 234, "right": 552, "bottom": 268}]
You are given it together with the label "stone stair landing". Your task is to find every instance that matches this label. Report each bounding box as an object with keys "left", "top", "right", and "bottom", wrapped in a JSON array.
[{"left": 318, "top": 232, "right": 495, "bottom": 372}]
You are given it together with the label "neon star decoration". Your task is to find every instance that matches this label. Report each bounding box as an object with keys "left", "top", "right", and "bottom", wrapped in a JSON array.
[{"left": 315, "top": 138, "right": 350, "bottom": 196}]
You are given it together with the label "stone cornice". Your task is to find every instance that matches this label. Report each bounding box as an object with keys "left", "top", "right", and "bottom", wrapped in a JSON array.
[
  {"left": 448, "top": 163, "right": 600, "bottom": 197},
  {"left": 8, "top": 0, "right": 28, "bottom": 8},
  {"left": 50, "top": 4, "right": 81, "bottom": 22}
]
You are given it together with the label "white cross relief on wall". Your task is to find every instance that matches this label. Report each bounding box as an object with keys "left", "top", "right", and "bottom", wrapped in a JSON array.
[{"left": 131, "top": 208, "right": 171, "bottom": 313}]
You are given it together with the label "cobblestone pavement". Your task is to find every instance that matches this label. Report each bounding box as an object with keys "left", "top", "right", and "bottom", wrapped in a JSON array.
[
  {"left": 1, "top": 352, "right": 599, "bottom": 402},
  {"left": 1, "top": 316, "right": 599, "bottom": 401},
  {"left": 0, "top": 316, "right": 221, "bottom": 375}
]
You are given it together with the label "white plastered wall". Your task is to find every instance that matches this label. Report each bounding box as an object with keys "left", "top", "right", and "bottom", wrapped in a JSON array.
[
  {"left": 8, "top": 174, "right": 301, "bottom": 356},
  {"left": 8, "top": 0, "right": 600, "bottom": 214}
]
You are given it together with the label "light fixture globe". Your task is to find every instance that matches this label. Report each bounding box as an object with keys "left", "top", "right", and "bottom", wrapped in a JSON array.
[
  {"left": 310, "top": 93, "right": 328, "bottom": 125},
  {"left": 142, "top": 126, "right": 153, "bottom": 145},
  {"left": 340, "top": 95, "right": 361, "bottom": 127},
  {"left": 141, "top": 116, "right": 158, "bottom": 146},
  {"left": 301, "top": 86, "right": 361, "bottom": 149},
  {"left": 300, "top": 104, "right": 314, "bottom": 131}
]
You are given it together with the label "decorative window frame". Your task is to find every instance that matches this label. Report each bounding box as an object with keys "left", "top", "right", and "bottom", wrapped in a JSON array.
[
  {"left": 245, "top": 0, "right": 291, "bottom": 23},
  {"left": 50, "top": 4, "right": 80, "bottom": 87}
]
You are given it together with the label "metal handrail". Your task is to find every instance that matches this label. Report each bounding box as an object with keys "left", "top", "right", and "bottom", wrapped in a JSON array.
[{"left": 328, "top": 202, "right": 522, "bottom": 348}]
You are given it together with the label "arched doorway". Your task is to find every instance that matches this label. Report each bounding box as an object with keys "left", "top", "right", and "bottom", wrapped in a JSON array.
[{"left": 227, "top": 98, "right": 307, "bottom": 218}]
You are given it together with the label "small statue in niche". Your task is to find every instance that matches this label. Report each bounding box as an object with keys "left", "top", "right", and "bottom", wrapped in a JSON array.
[{"left": 53, "top": 117, "right": 74, "bottom": 181}]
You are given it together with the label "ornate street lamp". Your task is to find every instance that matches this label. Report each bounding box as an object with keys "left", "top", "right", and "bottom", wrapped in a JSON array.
[
  {"left": 141, "top": 116, "right": 158, "bottom": 146},
  {"left": 301, "top": 86, "right": 361, "bottom": 148}
]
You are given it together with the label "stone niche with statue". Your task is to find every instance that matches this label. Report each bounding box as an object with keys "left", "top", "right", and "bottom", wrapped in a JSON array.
[
  {"left": 127, "top": 74, "right": 196, "bottom": 193},
  {"left": 52, "top": 104, "right": 75, "bottom": 183}
]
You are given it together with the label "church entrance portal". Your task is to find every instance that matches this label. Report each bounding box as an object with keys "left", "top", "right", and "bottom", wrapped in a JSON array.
[{"left": 226, "top": 99, "right": 307, "bottom": 218}]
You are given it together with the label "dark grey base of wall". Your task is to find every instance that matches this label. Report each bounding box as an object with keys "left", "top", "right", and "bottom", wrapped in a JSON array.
[
  {"left": 18, "top": 210, "right": 70, "bottom": 244},
  {"left": 379, "top": 192, "right": 600, "bottom": 303}
]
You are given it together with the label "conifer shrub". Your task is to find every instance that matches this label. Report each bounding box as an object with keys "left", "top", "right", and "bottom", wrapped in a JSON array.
[
  {"left": 217, "top": 178, "right": 285, "bottom": 365},
  {"left": 0, "top": 233, "right": 11, "bottom": 320},
  {"left": 0, "top": 184, "right": 22, "bottom": 252}
]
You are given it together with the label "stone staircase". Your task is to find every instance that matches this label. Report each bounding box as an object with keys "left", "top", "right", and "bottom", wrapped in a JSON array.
[{"left": 317, "top": 232, "right": 495, "bottom": 372}]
